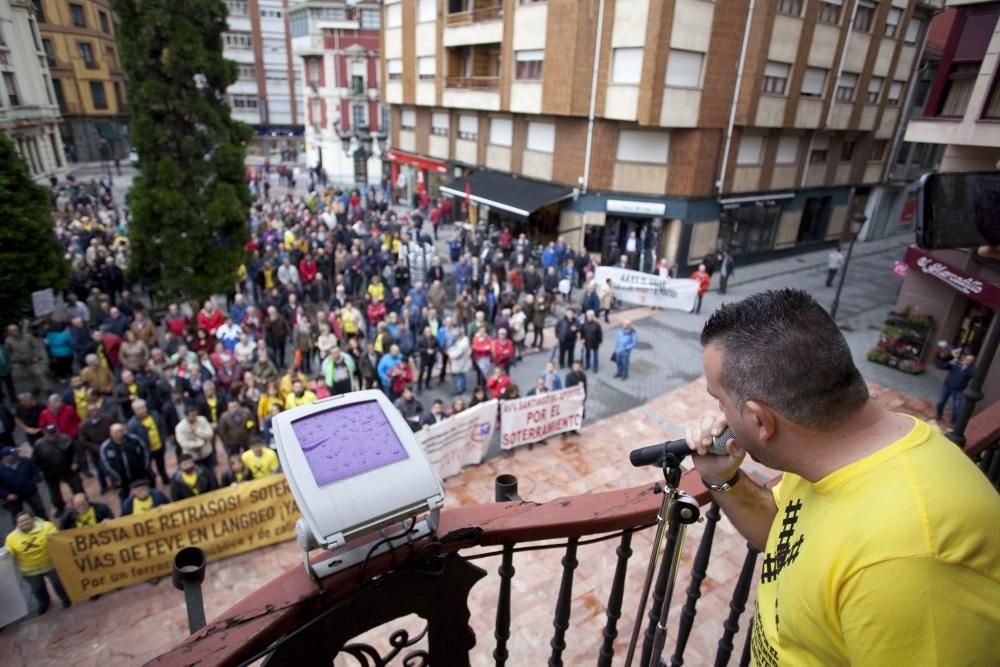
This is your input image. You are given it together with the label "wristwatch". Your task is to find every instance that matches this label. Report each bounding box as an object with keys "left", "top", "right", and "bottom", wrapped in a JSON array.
[{"left": 705, "top": 469, "right": 742, "bottom": 493}]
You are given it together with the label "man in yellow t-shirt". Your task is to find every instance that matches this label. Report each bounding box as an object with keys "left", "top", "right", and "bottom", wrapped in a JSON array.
[
  {"left": 4, "top": 512, "right": 71, "bottom": 613},
  {"left": 59, "top": 492, "right": 114, "bottom": 529},
  {"left": 169, "top": 454, "right": 218, "bottom": 501},
  {"left": 241, "top": 437, "right": 280, "bottom": 479},
  {"left": 121, "top": 479, "right": 169, "bottom": 515},
  {"left": 683, "top": 289, "right": 1000, "bottom": 666},
  {"left": 284, "top": 380, "right": 317, "bottom": 409},
  {"left": 127, "top": 399, "right": 169, "bottom": 486}
]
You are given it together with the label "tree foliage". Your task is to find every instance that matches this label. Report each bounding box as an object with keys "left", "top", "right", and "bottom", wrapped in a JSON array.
[
  {"left": 112, "top": 0, "right": 252, "bottom": 301},
  {"left": 0, "top": 134, "right": 68, "bottom": 325}
]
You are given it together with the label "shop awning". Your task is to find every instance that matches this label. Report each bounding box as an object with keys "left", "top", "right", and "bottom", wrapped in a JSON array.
[
  {"left": 95, "top": 122, "right": 118, "bottom": 141},
  {"left": 439, "top": 171, "right": 575, "bottom": 218},
  {"left": 385, "top": 149, "right": 448, "bottom": 174},
  {"left": 718, "top": 192, "right": 795, "bottom": 207}
]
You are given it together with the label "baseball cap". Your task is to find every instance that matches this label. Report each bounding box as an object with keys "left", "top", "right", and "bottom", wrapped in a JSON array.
[
  {"left": 0, "top": 446, "right": 17, "bottom": 457},
  {"left": 129, "top": 479, "right": 151, "bottom": 489}
]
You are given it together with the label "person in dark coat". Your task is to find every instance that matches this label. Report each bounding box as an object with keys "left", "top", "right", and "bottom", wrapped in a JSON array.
[
  {"left": 170, "top": 454, "right": 218, "bottom": 501},
  {"left": 59, "top": 492, "right": 114, "bottom": 529},
  {"left": 555, "top": 309, "right": 580, "bottom": 369},
  {"left": 581, "top": 310, "right": 604, "bottom": 373},
  {"left": 0, "top": 446, "right": 45, "bottom": 517},
  {"left": 33, "top": 425, "right": 83, "bottom": 514},
  {"left": 100, "top": 423, "right": 152, "bottom": 508},
  {"left": 78, "top": 402, "right": 114, "bottom": 494},
  {"left": 126, "top": 399, "right": 170, "bottom": 487},
  {"left": 121, "top": 479, "right": 170, "bottom": 515}
]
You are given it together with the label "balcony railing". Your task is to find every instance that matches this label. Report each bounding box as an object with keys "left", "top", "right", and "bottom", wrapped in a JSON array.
[
  {"left": 150, "top": 469, "right": 769, "bottom": 667},
  {"left": 445, "top": 75, "right": 500, "bottom": 90},
  {"left": 446, "top": 5, "right": 503, "bottom": 25}
]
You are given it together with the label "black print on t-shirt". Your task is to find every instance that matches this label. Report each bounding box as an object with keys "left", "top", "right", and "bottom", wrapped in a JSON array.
[{"left": 760, "top": 499, "right": 805, "bottom": 585}]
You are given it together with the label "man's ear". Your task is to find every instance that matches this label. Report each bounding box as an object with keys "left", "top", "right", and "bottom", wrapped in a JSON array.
[{"left": 744, "top": 400, "right": 777, "bottom": 443}]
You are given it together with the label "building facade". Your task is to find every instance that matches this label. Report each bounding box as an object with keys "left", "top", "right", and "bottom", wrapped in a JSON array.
[
  {"left": 381, "top": 0, "right": 936, "bottom": 270},
  {"left": 1, "top": 0, "right": 66, "bottom": 182},
  {"left": 223, "top": 0, "right": 305, "bottom": 162},
  {"left": 33, "top": 0, "right": 127, "bottom": 163},
  {"left": 289, "top": 0, "right": 386, "bottom": 185},
  {"left": 895, "top": 0, "right": 1000, "bottom": 414}
]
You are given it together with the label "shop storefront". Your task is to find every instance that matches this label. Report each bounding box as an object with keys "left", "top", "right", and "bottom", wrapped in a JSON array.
[
  {"left": 897, "top": 245, "right": 1000, "bottom": 414},
  {"left": 716, "top": 193, "right": 794, "bottom": 259},
  {"left": 584, "top": 199, "right": 668, "bottom": 271},
  {"left": 386, "top": 149, "right": 448, "bottom": 208}
]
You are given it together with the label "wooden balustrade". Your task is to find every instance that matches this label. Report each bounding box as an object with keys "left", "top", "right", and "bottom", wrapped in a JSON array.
[
  {"left": 445, "top": 5, "right": 503, "bottom": 25},
  {"left": 444, "top": 75, "right": 500, "bottom": 90}
]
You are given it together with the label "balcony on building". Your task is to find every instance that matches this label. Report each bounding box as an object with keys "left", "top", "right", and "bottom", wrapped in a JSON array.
[
  {"left": 289, "top": 4, "right": 360, "bottom": 55},
  {"left": 444, "top": 0, "right": 504, "bottom": 46},
  {"left": 443, "top": 44, "right": 502, "bottom": 110}
]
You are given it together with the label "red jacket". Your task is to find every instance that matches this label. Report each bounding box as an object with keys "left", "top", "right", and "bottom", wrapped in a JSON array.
[
  {"left": 299, "top": 259, "right": 318, "bottom": 285},
  {"left": 390, "top": 363, "right": 414, "bottom": 395},
  {"left": 164, "top": 314, "right": 190, "bottom": 337},
  {"left": 100, "top": 333, "right": 122, "bottom": 368},
  {"left": 492, "top": 338, "right": 514, "bottom": 367},
  {"left": 472, "top": 334, "right": 493, "bottom": 360},
  {"left": 197, "top": 308, "right": 225, "bottom": 334},
  {"left": 691, "top": 271, "right": 711, "bottom": 296},
  {"left": 39, "top": 405, "right": 80, "bottom": 438},
  {"left": 486, "top": 373, "right": 510, "bottom": 399}
]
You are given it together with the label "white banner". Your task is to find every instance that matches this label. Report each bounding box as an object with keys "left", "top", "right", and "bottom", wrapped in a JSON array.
[
  {"left": 416, "top": 399, "right": 497, "bottom": 480},
  {"left": 594, "top": 266, "right": 699, "bottom": 312},
  {"left": 500, "top": 385, "right": 585, "bottom": 450}
]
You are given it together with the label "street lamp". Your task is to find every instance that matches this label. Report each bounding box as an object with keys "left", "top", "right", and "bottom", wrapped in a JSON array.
[
  {"left": 829, "top": 212, "right": 867, "bottom": 321},
  {"left": 337, "top": 123, "right": 387, "bottom": 186}
]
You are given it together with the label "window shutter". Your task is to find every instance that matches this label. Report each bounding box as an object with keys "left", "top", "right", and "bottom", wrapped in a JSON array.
[{"left": 954, "top": 7, "right": 1000, "bottom": 62}]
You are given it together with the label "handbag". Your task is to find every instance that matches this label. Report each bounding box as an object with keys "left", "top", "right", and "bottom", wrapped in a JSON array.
[{"left": 611, "top": 351, "right": 618, "bottom": 363}]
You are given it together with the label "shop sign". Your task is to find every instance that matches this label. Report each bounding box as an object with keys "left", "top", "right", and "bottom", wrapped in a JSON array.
[
  {"left": 899, "top": 197, "right": 917, "bottom": 225},
  {"left": 904, "top": 245, "right": 1000, "bottom": 310},
  {"left": 893, "top": 260, "right": 908, "bottom": 278},
  {"left": 606, "top": 199, "right": 666, "bottom": 216}
]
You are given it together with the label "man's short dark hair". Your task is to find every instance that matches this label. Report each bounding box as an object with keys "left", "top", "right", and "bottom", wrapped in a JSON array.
[{"left": 700, "top": 289, "right": 868, "bottom": 431}]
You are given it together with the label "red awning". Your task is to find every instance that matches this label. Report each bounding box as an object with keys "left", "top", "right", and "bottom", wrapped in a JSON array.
[
  {"left": 385, "top": 150, "right": 448, "bottom": 174},
  {"left": 904, "top": 245, "right": 1000, "bottom": 310}
]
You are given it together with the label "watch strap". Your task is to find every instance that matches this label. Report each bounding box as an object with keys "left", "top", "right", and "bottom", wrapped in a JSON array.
[{"left": 705, "top": 469, "right": 742, "bottom": 493}]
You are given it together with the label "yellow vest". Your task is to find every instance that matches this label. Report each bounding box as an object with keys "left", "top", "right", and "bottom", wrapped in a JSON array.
[
  {"left": 141, "top": 415, "right": 162, "bottom": 452},
  {"left": 75, "top": 506, "right": 98, "bottom": 528},
  {"left": 241, "top": 447, "right": 280, "bottom": 479},
  {"left": 132, "top": 495, "right": 154, "bottom": 513},
  {"left": 4, "top": 520, "right": 57, "bottom": 576}
]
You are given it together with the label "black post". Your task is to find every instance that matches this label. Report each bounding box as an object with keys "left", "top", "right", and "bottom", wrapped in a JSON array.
[
  {"left": 172, "top": 546, "right": 207, "bottom": 634},
  {"left": 597, "top": 530, "right": 634, "bottom": 667},
  {"left": 714, "top": 545, "right": 759, "bottom": 667},
  {"left": 830, "top": 213, "right": 866, "bottom": 321},
  {"left": 670, "top": 502, "right": 722, "bottom": 667},
  {"left": 948, "top": 315, "right": 1000, "bottom": 447},
  {"left": 493, "top": 545, "right": 516, "bottom": 667},
  {"left": 495, "top": 474, "right": 521, "bottom": 502},
  {"left": 548, "top": 537, "right": 580, "bottom": 667}
]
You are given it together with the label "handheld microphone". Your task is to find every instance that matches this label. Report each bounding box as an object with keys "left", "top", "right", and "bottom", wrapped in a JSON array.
[{"left": 629, "top": 428, "right": 735, "bottom": 468}]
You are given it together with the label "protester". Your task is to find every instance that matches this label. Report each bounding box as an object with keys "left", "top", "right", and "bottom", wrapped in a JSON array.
[
  {"left": 174, "top": 406, "right": 216, "bottom": 470},
  {"left": 59, "top": 492, "right": 114, "bottom": 529},
  {"left": 120, "top": 479, "right": 169, "bottom": 515},
  {"left": 241, "top": 437, "right": 280, "bottom": 479},
  {"left": 170, "top": 454, "right": 218, "bottom": 500},
  {"left": 127, "top": 399, "right": 169, "bottom": 487},
  {"left": 613, "top": 320, "right": 638, "bottom": 380},
  {"left": 581, "top": 310, "right": 603, "bottom": 373},
  {"left": 691, "top": 264, "right": 711, "bottom": 315},
  {"left": 5, "top": 512, "right": 71, "bottom": 613},
  {"left": 936, "top": 353, "right": 976, "bottom": 424},
  {"left": 826, "top": 245, "right": 844, "bottom": 287},
  {"left": 486, "top": 367, "right": 511, "bottom": 399},
  {"left": 100, "top": 423, "right": 151, "bottom": 507},
  {"left": 0, "top": 446, "right": 46, "bottom": 517},
  {"left": 394, "top": 385, "right": 424, "bottom": 432},
  {"left": 718, "top": 251, "right": 735, "bottom": 295},
  {"left": 33, "top": 424, "right": 83, "bottom": 515},
  {"left": 220, "top": 455, "right": 251, "bottom": 486}
]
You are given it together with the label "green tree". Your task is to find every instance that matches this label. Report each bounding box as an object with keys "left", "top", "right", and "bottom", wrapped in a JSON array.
[
  {"left": 112, "top": 0, "right": 251, "bottom": 301},
  {"left": 0, "top": 134, "right": 68, "bottom": 325}
]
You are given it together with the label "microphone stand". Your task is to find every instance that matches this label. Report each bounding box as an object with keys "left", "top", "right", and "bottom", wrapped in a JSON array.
[{"left": 623, "top": 453, "right": 702, "bottom": 667}]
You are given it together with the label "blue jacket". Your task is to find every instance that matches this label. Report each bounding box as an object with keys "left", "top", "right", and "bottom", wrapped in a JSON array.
[
  {"left": 455, "top": 261, "right": 471, "bottom": 284},
  {"left": 0, "top": 456, "right": 40, "bottom": 498},
  {"left": 437, "top": 325, "right": 456, "bottom": 351},
  {"left": 448, "top": 239, "right": 463, "bottom": 262},
  {"left": 45, "top": 330, "right": 73, "bottom": 358},
  {"left": 542, "top": 371, "right": 563, "bottom": 391},
  {"left": 230, "top": 302, "right": 248, "bottom": 327},
  {"left": 69, "top": 324, "right": 95, "bottom": 359},
  {"left": 541, "top": 247, "right": 557, "bottom": 269},
  {"left": 615, "top": 328, "right": 638, "bottom": 355},
  {"left": 377, "top": 352, "right": 402, "bottom": 388},
  {"left": 121, "top": 488, "right": 170, "bottom": 515},
  {"left": 581, "top": 291, "right": 600, "bottom": 314}
]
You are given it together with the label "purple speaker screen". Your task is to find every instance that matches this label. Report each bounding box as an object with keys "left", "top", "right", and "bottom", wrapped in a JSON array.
[{"left": 291, "top": 401, "right": 409, "bottom": 487}]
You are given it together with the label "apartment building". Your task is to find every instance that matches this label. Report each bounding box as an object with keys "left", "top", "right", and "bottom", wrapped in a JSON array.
[
  {"left": 894, "top": 0, "right": 1000, "bottom": 410},
  {"left": 289, "top": 0, "right": 386, "bottom": 184},
  {"left": 0, "top": 0, "right": 66, "bottom": 182},
  {"left": 33, "top": 0, "right": 127, "bottom": 163},
  {"left": 382, "top": 0, "right": 935, "bottom": 269},
  {"left": 223, "top": 0, "right": 304, "bottom": 161}
]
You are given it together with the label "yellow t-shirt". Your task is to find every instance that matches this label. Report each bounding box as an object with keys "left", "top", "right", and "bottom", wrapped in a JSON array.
[
  {"left": 206, "top": 396, "right": 219, "bottom": 423},
  {"left": 4, "top": 519, "right": 58, "bottom": 576},
  {"left": 263, "top": 268, "right": 275, "bottom": 289},
  {"left": 75, "top": 506, "right": 98, "bottom": 528},
  {"left": 241, "top": 447, "right": 280, "bottom": 479},
  {"left": 367, "top": 282, "right": 385, "bottom": 303},
  {"left": 284, "top": 390, "right": 317, "bottom": 409},
  {"left": 73, "top": 389, "right": 88, "bottom": 421},
  {"left": 131, "top": 495, "right": 155, "bottom": 513},
  {"left": 127, "top": 383, "right": 139, "bottom": 399},
  {"left": 181, "top": 470, "right": 200, "bottom": 495},
  {"left": 258, "top": 394, "right": 280, "bottom": 420},
  {"left": 141, "top": 415, "right": 162, "bottom": 452},
  {"left": 752, "top": 417, "right": 1000, "bottom": 666}
]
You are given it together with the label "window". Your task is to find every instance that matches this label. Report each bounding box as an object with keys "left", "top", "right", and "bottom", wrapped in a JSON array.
[
  {"left": 419, "top": 0, "right": 436, "bottom": 22},
  {"left": 762, "top": 62, "right": 790, "bottom": 95},
  {"left": 387, "top": 58, "right": 402, "bottom": 80},
  {"left": 42, "top": 39, "right": 56, "bottom": 66},
  {"left": 381, "top": 105, "right": 390, "bottom": 132},
  {"left": 418, "top": 56, "right": 435, "bottom": 80},
  {"left": 810, "top": 148, "right": 828, "bottom": 163},
  {"left": 69, "top": 3, "right": 86, "bottom": 27},
  {"left": 718, "top": 202, "right": 782, "bottom": 257},
  {"left": 223, "top": 32, "right": 252, "bottom": 49},
  {"left": 984, "top": 75, "right": 1000, "bottom": 118},
  {"left": 801, "top": 67, "right": 827, "bottom": 97},
  {"left": 458, "top": 114, "right": 478, "bottom": 140},
  {"left": 431, "top": 111, "right": 449, "bottom": 136},
  {"left": 737, "top": 135, "right": 764, "bottom": 165},
  {"left": 262, "top": 38, "right": 284, "bottom": 52},
  {"left": 350, "top": 61, "right": 365, "bottom": 92},
  {"left": 78, "top": 41, "right": 96, "bottom": 68},
  {"left": 90, "top": 80, "right": 107, "bottom": 109},
  {"left": 940, "top": 63, "right": 978, "bottom": 116},
  {"left": 226, "top": 0, "right": 248, "bottom": 16},
  {"left": 490, "top": 117, "right": 513, "bottom": 146},
  {"left": 361, "top": 9, "right": 380, "bottom": 29},
  {"left": 3, "top": 72, "right": 19, "bottom": 106},
  {"left": 665, "top": 50, "right": 704, "bottom": 88},
  {"left": 905, "top": 18, "right": 922, "bottom": 44},
  {"left": 353, "top": 105, "right": 366, "bottom": 129},
  {"left": 260, "top": 9, "right": 283, "bottom": 18},
  {"left": 776, "top": 137, "right": 799, "bottom": 164},
  {"left": 853, "top": 1, "right": 875, "bottom": 32},
  {"left": 887, "top": 80, "right": 903, "bottom": 105},
  {"left": 32, "top": 0, "right": 45, "bottom": 23},
  {"left": 818, "top": 0, "right": 842, "bottom": 25},
  {"left": 616, "top": 130, "right": 670, "bottom": 164},
  {"left": 401, "top": 109, "right": 416, "bottom": 129},
  {"left": 777, "top": 0, "right": 803, "bottom": 17},
  {"left": 99, "top": 10, "right": 110, "bottom": 33},
  {"left": 387, "top": 4, "right": 402, "bottom": 28},
  {"left": 885, "top": 8, "right": 902, "bottom": 37},
  {"left": 113, "top": 81, "right": 124, "bottom": 110},
  {"left": 869, "top": 139, "right": 887, "bottom": 161},
  {"left": 840, "top": 139, "right": 855, "bottom": 161},
  {"left": 238, "top": 64, "right": 256, "bottom": 81},
  {"left": 52, "top": 78, "right": 65, "bottom": 111},
  {"left": 265, "top": 69, "right": 287, "bottom": 82},
  {"left": 866, "top": 76, "right": 883, "bottom": 104},
  {"left": 43, "top": 74, "right": 53, "bottom": 105},
  {"left": 105, "top": 45, "right": 117, "bottom": 70},
  {"left": 515, "top": 50, "right": 544, "bottom": 80},
  {"left": 290, "top": 12, "right": 309, "bottom": 36},
  {"left": 835, "top": 72, "right": 857, "bottom": 102},
  {"left": 310, "top": 98, "right": 322, "bottom": 126},
  {"left": 50, "top": 132, "right": 62, "bottom": 168},
  {"left": 526, "top": 121, "right": 555, "bottom": 153},
  {"left": 611, "top": 48, "right": 643, "bottom": 84},
  {"left": 229, "top": 94, "right": 258, "bottom": 109}
]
